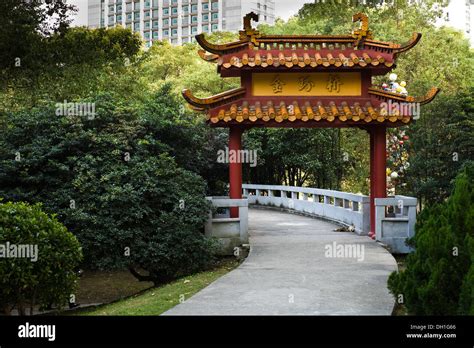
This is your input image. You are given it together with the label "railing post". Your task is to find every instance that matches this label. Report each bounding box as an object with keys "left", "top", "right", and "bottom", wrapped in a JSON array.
[
  {"left": 361, "top": 198, "right": 370, "bottom": 235},
  {"left": 204, "top": 197, "right": 213, "bottom": 237},
  {"left": 239, "top": 204, "right": 249, "bottom": 243}
]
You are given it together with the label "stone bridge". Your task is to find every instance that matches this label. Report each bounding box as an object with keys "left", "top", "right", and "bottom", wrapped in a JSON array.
[{"left": 164, "top": 184, "right": 417, "bottom": 315}]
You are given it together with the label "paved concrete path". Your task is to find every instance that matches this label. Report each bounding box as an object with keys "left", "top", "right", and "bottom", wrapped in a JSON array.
[{"left": 164, "top": 208, "right": 397, "bottom": 315}]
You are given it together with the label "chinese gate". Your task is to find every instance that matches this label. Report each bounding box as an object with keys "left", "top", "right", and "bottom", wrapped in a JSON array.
[{"left": 183, "top": 12, "right": 439, "bottom": 238}]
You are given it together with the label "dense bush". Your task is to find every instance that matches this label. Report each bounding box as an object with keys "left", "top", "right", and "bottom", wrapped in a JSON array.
[
  {"left": 388, "top": 163, "right": 474, "bottom": 315},
  {"left": 0, "top": 201, "right": 82, "bottom": 315},
  {"left": 404, "top": 89, "right": 474, "bottom": 207},
  {"left": 0, "top": 89, "right": 216, "bottom": 282}
]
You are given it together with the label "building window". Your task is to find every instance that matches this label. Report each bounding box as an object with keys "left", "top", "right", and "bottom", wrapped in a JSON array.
[
  {"left": 117, "top": 5, "right": 122, "bottom": 11},
  {"left": 117, "top": 15, "right": 122, "bottom": 21},
  {"left": 172, "top": 28, "right": 178, "bottom": 36},
  {"left": 134, "top": 12, "right": 140, "bottom": 20},
  {"left": 109, "top": 5, "right": 114, "bottom": 12},
  {"left": 163, "top": 18, "right": 169, "bottom": 26},
  {"left": 182, "top": 5, "right": 189, "bottom": 13},
  {"left": 163, "top": 29, "right": 169, "bottom": 36},
  {"left": 203, "top": 2, "right": 209, "bottom": 11},
  {"left": 153, "top": 20, "right": 159, "bottom": 28},
  {"left": 191, "top": 15, "right": 198, "bottom": 23},
  {"left": 211, "top": 2, "right": 218, "bottom": 10},
  {"left": 202, "top": 14, "right": 209, "bottom": 22},
  {"left": 145, "top": 11, "right": 150, "bottom": 18},
  {"left": 144, "top": 0, "right": 151, "bottom": 8},
  {"left": 191, "top": 4, "right": 198, "bottom": 12},
  {"left": 202, "top": 24, "right": 209, "bottom": 32},
  {"left": 211, "top": 23, "right": 218, "bottom": 31},
  {"left": 153, "top": 31, "right": 159, "bottom": 38},
  {"left": 134, "top": 1, "right": 140, "bottom": 10},
  {"left": 126, "top": 3, "right": 132, "bottom": 11},
  {"left": 172, "top": 7, "right": 178, "bottom": 15},
  {"left": 172, "top": 0, "right": 178, "bottom": 4},
  {"left": 145, "top": 21, "right": 150, "bottom": 29},
  {"left": 163, "top": 8, "right": 169, "bottom": 15},
  {"left": 172, "top": 17, "right": 178, "bottom": 25},
  {"left": 108, "top": 15, "right": 114, "bottom": 23},
  {"left": 152, "top": 9, "right": 158, "bottom": 17},
  {"left": 191, "top": 26, "right": 197, "bottom": 34},
  {"left": 144, "top": 32, "right": 150, "bottom": 39},
  {"left": 127, "top": 13, "right": 132, "bottom": 21},
  {"left": 211, "top": 12, "right": 218, "bottom": 21},
  {"left": 134, "top": 22, "right": 140, "bottom": 30}
]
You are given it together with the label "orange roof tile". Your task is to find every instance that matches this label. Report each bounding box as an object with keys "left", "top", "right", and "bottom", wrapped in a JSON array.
[
  {"left": 207, "top": 100, "right": 413, "bottom": 125},
  {"left": 218, "top": 50, "right": 393, "bottom": 70}
]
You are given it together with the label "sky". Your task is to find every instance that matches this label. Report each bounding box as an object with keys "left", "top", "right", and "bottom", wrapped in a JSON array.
[{"left": 68, "top": 0, "right": 312, "bottom": 27}]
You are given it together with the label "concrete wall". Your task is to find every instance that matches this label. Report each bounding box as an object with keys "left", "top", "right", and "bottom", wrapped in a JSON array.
[
  {"left": 375, "top": 196, "right": 417, "bottom": 254},
  {"left": 205, "top": 197, "right": 249, "bottom": 255}
]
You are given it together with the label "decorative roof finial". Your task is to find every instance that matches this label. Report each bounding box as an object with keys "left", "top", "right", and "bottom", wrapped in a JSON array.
[
  {"left": 352, "top": 13, "right": 373, "bottom": 48},
  {"left": 239, "top": 12, "right": 260, "bottom": 45},
  {"left": 243, "top": 12, "right": 259, "bottom": 30}
]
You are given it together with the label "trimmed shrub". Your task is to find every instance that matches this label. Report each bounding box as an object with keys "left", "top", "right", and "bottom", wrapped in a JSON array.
[
  {"left": 0, "top": 90, "right": 217, "bottom": 283},
  {"left": 0, "top": 201, "right": 82, "bottom": 315},
  {"left": 388, "top": 163, "right": 474, "bottom": 315}
]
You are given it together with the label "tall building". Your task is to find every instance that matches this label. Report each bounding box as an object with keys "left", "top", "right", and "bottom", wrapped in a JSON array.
[
  {"left": 436, "top": 0, "right": 474, "bottom": 46},
  {"left": 87, "top": 0, "right": 275, "bottom": 46}
]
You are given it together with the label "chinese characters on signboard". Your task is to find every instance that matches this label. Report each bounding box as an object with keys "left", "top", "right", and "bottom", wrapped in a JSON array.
[
  {"left": 254, "top": 72, "right": 357, "bottom": 96},
  {"left": 269, "top": 74, "right": 344, "bottom": 95}
]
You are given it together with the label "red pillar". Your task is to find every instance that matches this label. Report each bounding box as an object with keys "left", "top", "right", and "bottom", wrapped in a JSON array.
[
  {"left": 229, "top": 127, "right": 244, "bottom": 218},
  {"left": 369, "top": 126, "right": 387, "bottom": 239}
]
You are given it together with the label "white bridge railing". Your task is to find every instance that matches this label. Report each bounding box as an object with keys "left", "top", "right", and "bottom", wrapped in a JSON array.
[
  {"left": 204, "top": 185, "right": 417, "bottom": 255},
  {"left": 242, "top": 184, "right": 370, "bottom": 235}
]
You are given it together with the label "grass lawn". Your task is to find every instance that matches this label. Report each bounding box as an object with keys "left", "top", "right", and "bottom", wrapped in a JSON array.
[{"left": 71, "top": 257, "right": 240, "bottom": 316}]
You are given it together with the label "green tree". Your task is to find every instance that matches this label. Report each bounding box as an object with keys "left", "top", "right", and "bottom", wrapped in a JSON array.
[
  {"left": 0, "top": 0, "right": 143, "bottom": 111},
  {"left": 0, "top": 89, "right": 216, "bottom": 280},
  {"left": 403, "top": 89, "right": 474, "bottom": 206},
  {"left": 388, "top": 163, "right": 474, "bottom": 315}
]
